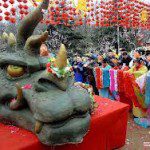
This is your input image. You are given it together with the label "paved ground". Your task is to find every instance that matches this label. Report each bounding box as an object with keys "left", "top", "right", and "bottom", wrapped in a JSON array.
[{"left": 119, "top": 114, "right": 150, "bottom": 150}]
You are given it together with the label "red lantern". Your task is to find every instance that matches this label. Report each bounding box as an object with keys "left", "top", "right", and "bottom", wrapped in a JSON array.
[
  {"left": 24, "top": 5, "right": 28, "bottom": 10},
  {"left": 91, "top": 3, "right": 94, "bottom": 7},
  {"left": 79, "top": 21, "right": 83, "bottom": 25},
  {"left": 3, "top": 3, "right": 9, "bottom": 8},
  {"left": 69, "top": 12, "right": 73, "bottom": 15},
  {"left": 55, "top": 7, "right": 60, "bottom": 11},
  {"left": 19, "top": 10, "right": 24, "bottom": 15},
  {"left": 96, "top": 6, "right": 99, "bottom": 9},
  {"left": 56, "top": 17, "right": 61, "bottom": 21},
  {"left": 5, "top": 16, "right": 10, "bottom": 21},
  {"left": 84, "top": 14, "right": 87, "bottom": 18},
  {"left": 18, "top": 4, "right": 23, "bottom": 9},
  {"left": 10, "top": 7, "right": 16, "bottom": 12},
  {"left": 61, "top": 1, "right": 65, "bottom": 6},
  {"left": 63, "top": 7, "right": 67, "bottom": 11},
  {"left": 24, "top": 11, "right": 28, "bottom": 15},
  {"left": 87, "top": 4, "right": 90, "bottom": 7},
  {"left": 2, "top": 0, "right": 7, "bottom": 2},
  {"left": 4, "top": 11, "right": 10, "bottom": 16},
  {"left": 55, "top": 1, "right": 59, "bottom": 4},
  {"left": 23, "top": 0, "right": 27, "bottom": 3},
  {"left": 0, "top": 9, "right": 2, "bottom": 13},
  {"left": 0, "top": 16, "right": 3, "bottom": 21},
  {"left": 95, "top": 22, "right": 99, "bottom": 27},
  {"left": 70, "top": 17, "right": 74, "bottom": 20},
  {"left": 17, "top": 0, "right": 22, "bottom": 2},
  {"left": 12, "top": 12, "right": 16, "bottom": 16},
  {"left": 9, "top": 0, "right": 14, "bottom": 4},
  {"left": 10, "top": 17, "right": 16, "bottom": 23}
]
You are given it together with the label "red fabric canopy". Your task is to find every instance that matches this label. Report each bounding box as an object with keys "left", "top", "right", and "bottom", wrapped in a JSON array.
[{"left": 0, "top": 96, "right": 129, "bottom": 150}]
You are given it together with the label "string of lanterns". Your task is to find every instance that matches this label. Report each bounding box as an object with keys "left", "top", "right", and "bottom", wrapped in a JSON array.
[{"left": 0, "top": 0, "right": 149, "bottom": 29}]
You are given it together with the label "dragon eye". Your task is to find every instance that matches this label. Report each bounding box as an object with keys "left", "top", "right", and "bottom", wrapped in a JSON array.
[{"left": 7, "top": 65, "right": 25, "bottom": 78}]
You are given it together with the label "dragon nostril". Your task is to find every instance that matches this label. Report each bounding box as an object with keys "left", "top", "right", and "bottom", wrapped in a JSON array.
[{"left": 37, "top": 78, "right": 58, "bottom": 90}]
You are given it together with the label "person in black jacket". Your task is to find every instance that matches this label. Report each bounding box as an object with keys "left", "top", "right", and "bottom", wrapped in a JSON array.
[
  {"left": 119, "top": 51, "right": 132, "bottom": 66},
  {"left": 105, "top": 49, "right": 116, "bottom": 67}
]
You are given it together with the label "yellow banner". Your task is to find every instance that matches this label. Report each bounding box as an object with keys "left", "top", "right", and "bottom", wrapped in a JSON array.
[
  {"left": 76, "top": 0, "right": 87, "bottom": 12},
  {"left": 141, "top": 9, "right": 148, "bottom": 23},
  {"left": 35, "top": 0, "right": 43, "bottom": 2}
]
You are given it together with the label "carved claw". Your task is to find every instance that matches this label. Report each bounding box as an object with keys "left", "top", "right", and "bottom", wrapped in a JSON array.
[
  {"left": 10, "top": 83, "right": 23, "bottom": 110},
  {"left": 24, "top": 31, "right": 49, "bottom": 55},
  {"left": 35, "top": 120, "right": 43, "bottom": 134},
  {"left": 17, "top": 0, "right": 49, "bottom": 46}
]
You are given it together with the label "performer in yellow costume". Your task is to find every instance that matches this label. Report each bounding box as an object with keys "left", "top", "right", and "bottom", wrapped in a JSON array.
[{"left": 127, "top": 58, "right": 148, "bottom": 118}]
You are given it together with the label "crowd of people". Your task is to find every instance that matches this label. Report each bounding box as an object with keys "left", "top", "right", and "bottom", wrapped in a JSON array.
[{"left": 71, "top": 48, "right": 150, "bottom": 95}]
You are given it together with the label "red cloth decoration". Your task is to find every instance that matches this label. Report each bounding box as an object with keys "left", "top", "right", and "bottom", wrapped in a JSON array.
[
  {"left": 0, "top": 96, "right": 129, "bottom": 150},
  {"left": 122, "top": 73, "right": 147, "bottom": 112},
  {"left": 117, "top": 70, "right": 132, "bottom": 110},
  {"left": 123, "top": 72, "right": 139, "bottom": 107},
  {"left": 117, "top": 70, "right": 124, "bottom": 93},
  {"left": 95, "top": 67, "right": 103, "bottom": 89}
]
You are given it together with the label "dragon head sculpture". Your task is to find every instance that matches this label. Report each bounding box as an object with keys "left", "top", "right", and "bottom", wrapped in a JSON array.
[{"left": 0, "top": 0, "right": 91, "bottom": 146}]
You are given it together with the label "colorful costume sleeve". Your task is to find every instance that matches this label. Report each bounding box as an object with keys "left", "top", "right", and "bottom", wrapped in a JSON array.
[
  {"left": 109, "top": 69, "right": 115, "bottom": 93},
  {"left": 102, "top": 66, "right": 111, "bottom": 88},
  {"left": 135, "top": 74, "right": 146, "bottom": 93},
  {"left": 117, "top": 70, "right": 124, "bottom": 93},
  {"left": 128, "top": 66, "right": 148, "bottom": 78},
  {"left": 95, "top": 67, "right": 103, "bottom": 89},
  {"left": 133, "top": 66, "right": 148, "bottom": 78},
  {"left": 145, "top": 72, "right": 150, "bottom": 107}
]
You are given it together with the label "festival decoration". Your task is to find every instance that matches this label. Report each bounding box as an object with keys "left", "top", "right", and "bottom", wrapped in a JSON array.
[
  {"left": 0, "top": 0, "right": 149, "bottom": 29},
  {"left": 46, "top": 54, "right": 73, "bottom": 79}
]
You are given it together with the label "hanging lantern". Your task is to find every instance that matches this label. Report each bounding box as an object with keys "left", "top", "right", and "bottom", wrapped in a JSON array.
[
  {"left": 79, "top": 21, "right": 83, "bottom": 25},
  {"left": 10, "top": 7, "right": 16, "bottom": 12},
  {"left": 10, "top": 17, "right": 16, "bottom": 23},
  {"left": 24, "top": 11, "right": 28, "bottom": 15},
  {"left": 4, "top": 11, "right": 10, "bottom": 16},
  {"left": 55, "top": 1, "right": 59, "bottom": 4},
  {"left": 3, "top": 3, "right": 9, "bottom": 8},
  {"left": 0, "top": 16, "right": 3, "bottom": 21},
  {"left": 60, "top": 1, "right": 65, "bottom": 6},
  {"left": 18, "top": 4, "right": 23, "bottom": 9},
  {"left": 24, "top": 5, "right": 28, "bottom": 10},
  {"left": 5, "top": 16, "right": 10, "bottom": 21},
  {"left": 12, "top": 12, "right": 16, "bottom": 16},
  {"left": 9, "top": 0, "right": 14, "bottom": 4},
  {"left": 19, "top": 10, "right": 24, "bottom": 15},
  {"left": 3, "top": 0, "right": 7, "bottom": 2},
  {"left": 23, "top": 0, "right": 27, "bottom": 3}
]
